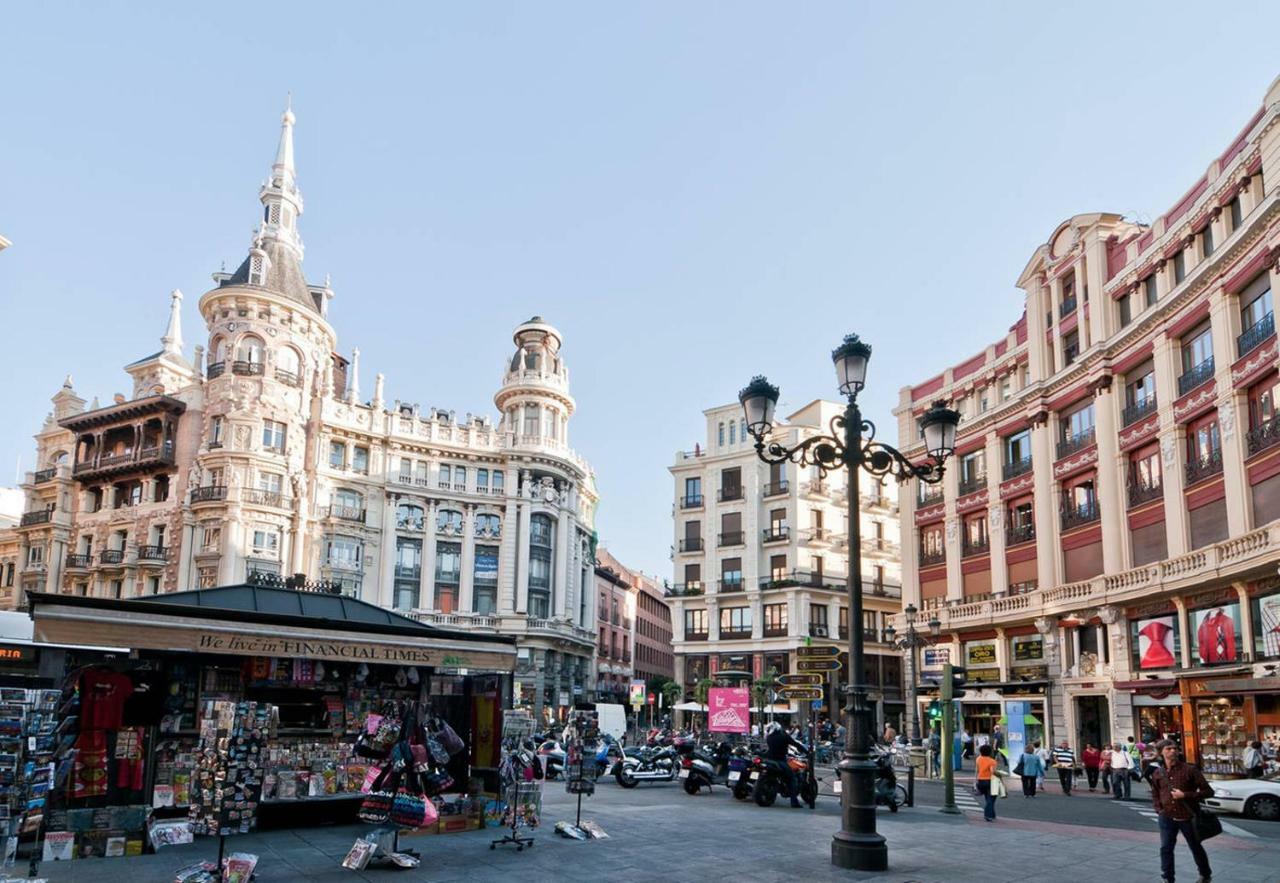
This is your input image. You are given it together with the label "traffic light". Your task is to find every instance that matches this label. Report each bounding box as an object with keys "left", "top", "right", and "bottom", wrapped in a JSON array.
[
  {"left": 950, "top": 665, "right": 968, "bottom": 699},
  {"left": 927, "top": 699, "right": 942, "bottom": 724}
]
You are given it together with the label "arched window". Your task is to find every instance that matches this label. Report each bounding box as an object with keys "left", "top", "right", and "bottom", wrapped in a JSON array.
[
  {"left": 475, "top": 513, "right": 502, "bottom": 538},
  {"left": 396, "top": 502, "right": 424, "bottom": 530},
  {"left": 277, "top": 346, "right": 301, "bottom": 384},
  {"left": 238, "top": 335, "right": 265, "bottom": 365},
  {"left": 529, "top": 514, "right": 554, "bottom": 618},
  {"left": 209, "top": 337, "right": 227, "bottom": 368},
  {"left": 436, "top": 508, "right": 463, "bottom": 534},
  {"left": 49, "top": 451, "right": 68, "bottom": 467}
]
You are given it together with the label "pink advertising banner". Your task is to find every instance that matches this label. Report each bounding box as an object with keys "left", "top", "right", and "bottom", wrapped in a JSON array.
[{"left": 707, "top": 687, "right": 750, "bottom": 734}]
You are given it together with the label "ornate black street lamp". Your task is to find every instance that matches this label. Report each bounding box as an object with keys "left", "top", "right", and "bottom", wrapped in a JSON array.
[
  {"left": 882, "top": 603, "right": 942, "bottom": 748},
  {"left": 739, "top": 334, "right": 959, "bottom": 872}
]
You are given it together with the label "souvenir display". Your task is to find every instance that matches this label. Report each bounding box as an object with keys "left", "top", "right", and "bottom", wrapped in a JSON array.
[
  {"left": 188, "top": 701, "right": 276, "bottom": 837},
  {"left": 1196, "top": 699, "right": 1248, "bottom": 776}
]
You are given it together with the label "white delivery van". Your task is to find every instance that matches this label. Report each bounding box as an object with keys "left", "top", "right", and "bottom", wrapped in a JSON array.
[{"left": 594, "top": 703, "right": 627, "bottom": 743}]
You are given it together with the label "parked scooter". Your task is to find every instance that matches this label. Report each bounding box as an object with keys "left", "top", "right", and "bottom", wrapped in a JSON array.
[
  {"left": 751, "top": 746, "right": 818, "bottom": 808},
  {"left": 537, "top": 739, "right": 565, "bottom": 780},
  {"left": 594, "top": 735, "right": 625, "bottom": 780},
  {"left": 615, "top": 743, "right": 679, "bottom": 788},
  {"left": 677, "top": 740, "right": 733, "bottom": 795},
  {"left": 729, "top": 745, "right": 757, "bottom": 800}
]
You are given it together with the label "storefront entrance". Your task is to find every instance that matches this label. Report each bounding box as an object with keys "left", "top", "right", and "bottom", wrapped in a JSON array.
[{"left": 1075, "top": 695, "right": 1110, "bottom": 749}]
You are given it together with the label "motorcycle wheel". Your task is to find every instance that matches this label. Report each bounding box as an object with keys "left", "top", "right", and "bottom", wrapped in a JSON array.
[
  {"left": 683, "top": 777, "right": 701, "bottom": 795},
  {"left": 733, "top": 782, "right": 752, "bottom": 801},
  {"left": 801, "top": 780, "right": 818, "bottom": 808},
  {"left": 615, "top": 766, "right": 639, "bottom": 789},
  {"left": 753, "top": 778, "right": 777, "bottom": 807},
  {"left": 891, "top": 783, "right": 908, "bottom": 810}
]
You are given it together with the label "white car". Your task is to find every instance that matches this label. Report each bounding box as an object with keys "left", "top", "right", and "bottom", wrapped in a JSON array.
[{"left": 1205, "top": 778, "right": 1280, "bottom": 821}]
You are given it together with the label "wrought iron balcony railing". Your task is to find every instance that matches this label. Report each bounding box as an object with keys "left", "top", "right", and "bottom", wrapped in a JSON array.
[
  {"left": 1060, "top": 500, "right": 1100, "bottom": 530},
  {"left": 190, "top": 485, "right": 227, "bottom": 503},
  {"left": 1057, "top": 427, "right": 1096, "bottom": 459},
  {"left": 1247, "top": 414, "right": 1280, "bottom": 456},
  {"left": 1005, "top": 522, "right": 1035, "bottom": 546},
  {"left": 762, "top": 480, "right": 789, "bottom": 497},
  {"left": 762, "top": 526, "right": 790, "bottom": 543},
  {"left": 1237, "top": 312, "right": 1274, "bottom": 359},
  {"left": 1003, "top": 456, "right": 1033, "bottom": 480},
  {"left": 1121, "top": 396, "right": 1158, "bottom": 427},
  {"left": 1177, "top": 357, "right": 1215, "bottom": 396},
  {"left": 680, "top": 494, "right": 704, "bottom": 509},
  {"left": 678, "top": 537, "right": 703, "bottom": 552},
  {"left": 1127, "top": 480, "right": 1163, "bottom": 507},
  {"left": 1185, "top": 449, "right": 1223, "bottom": 485}
]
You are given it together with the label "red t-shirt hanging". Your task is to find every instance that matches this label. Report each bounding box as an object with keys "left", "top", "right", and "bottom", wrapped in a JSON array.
[{"left": 81, "top": 670, "right": 135, "bottom": 730}]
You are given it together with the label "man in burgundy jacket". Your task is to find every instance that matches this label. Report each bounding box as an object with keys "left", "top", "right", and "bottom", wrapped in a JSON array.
[{"left": 1150, "top": 740, "right": 1214, "bottom": 883}]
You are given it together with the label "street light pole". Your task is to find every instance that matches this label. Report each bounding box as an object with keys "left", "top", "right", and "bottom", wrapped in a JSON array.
[
  {"left": 738, "top": 336, "right": 959, "bottom": 873},
  {"left": 883, "top": 604, "right": 941, "bottom": 750}
]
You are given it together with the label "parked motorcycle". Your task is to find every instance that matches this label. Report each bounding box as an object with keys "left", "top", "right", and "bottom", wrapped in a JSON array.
[
  {"left": 595, "top": 735, "right": 625, "bottom": 780},
  {"left": 677, "top": 740, "right": 733, "bottom": 795},
  {"left": 537, "top": 739, "right": 565, "bottom": 780},
  {"left": 615, "top": 743, "right": 679, "bottom": 788},
  {"left": 872, "top": 750, "right": 907, "bottom": 811},
  {"left": 751, "top": 747, "right": 818, "bottom": 808},
  {"left": 728, "top": 746, "right": 757, "bottom": 800}
]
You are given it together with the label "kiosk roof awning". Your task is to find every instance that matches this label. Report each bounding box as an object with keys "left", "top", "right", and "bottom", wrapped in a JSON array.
[{"left": 26, "top": 586, "right": 517, "bottom": 673}]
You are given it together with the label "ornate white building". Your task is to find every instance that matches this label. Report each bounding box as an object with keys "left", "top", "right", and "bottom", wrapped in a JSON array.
[{"left": 5, "top": 107, "right": 600, "bottom": 720}]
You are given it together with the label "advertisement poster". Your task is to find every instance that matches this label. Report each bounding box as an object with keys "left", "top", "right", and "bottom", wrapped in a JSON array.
[
  {"left": 922, "top": 647, "right": 950, "bottom": 669},
  {"left": 1191, "top": 603, "right": 1241, "bottom": 665},
  {"left": 1011, "top": 636, "right": 1043, "bottom": 662},
  {"left": 1136, "top": 615, "right": 1177, "bottom": 669},
  {"left": 629, "top": 681, "right": 645, "bottom": 709},
  {"left": 474, "top": 551, "right": 498, "bottom": 580},
  {"left": 707, "top": 687, "right": 749, "bottom": 734},
  {"left": 1260, "top": 594, "right": 1280, "bottom": 658},
  {"left": 1004, "top": 700, "right": 1027, "bottom": 761},
  {"left": 965, "top": 641, "right": 997, "bottom": 667}
]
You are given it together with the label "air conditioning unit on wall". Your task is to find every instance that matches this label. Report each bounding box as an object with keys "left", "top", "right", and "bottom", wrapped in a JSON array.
[{"left": 811, "top": 625, "right": 828, "bottom": 637}]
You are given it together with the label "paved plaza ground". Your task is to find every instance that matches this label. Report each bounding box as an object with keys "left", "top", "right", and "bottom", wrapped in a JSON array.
[{"left": 17, "top": 769, "right": 1280, "bottom": 883}]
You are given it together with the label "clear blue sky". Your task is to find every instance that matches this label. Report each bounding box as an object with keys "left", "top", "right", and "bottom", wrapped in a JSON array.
[{"left": 2, "top": 3, "right": 1278, "bottom": 579}]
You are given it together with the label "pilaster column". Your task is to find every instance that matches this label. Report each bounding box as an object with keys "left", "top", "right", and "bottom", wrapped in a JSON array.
[
  {"left": 985, "top": 433, "right": 1008, "bottom": 596},
  {"left": 1027, "top": 281, "right": 1050, "bottom": 382},
  {"left": 1234, "top": 582, "right": 1255, "bottom": 658},
  {"left": 553, "top": 484, "right": 571, "bottom": 619},
  {"left": 1050, "top": 275, "right": 1065, "bottom": 372},
  {"left": 994, "top": 627, "right": 1009, "bottom": 683},
  {"left": 178, "top": 515, "right": 196, "bottom": 591},
  {"left": 1093, "top": 383, "right": 1124, "bottom": 573},
  {"left": 516, "top": 473, "right": 533, "bottom": 613},
  {"left": 378, "top": 494, "right": 396, "bottom": 608},
  {"left": 1173, "top": 597, "right": 1192, "bottom": 670},
  {"left": 1074, "top": 262, "right": 1090, "bottom": 348},
  {"left": 1238, "top": 175, "right": 1258, "bottom": 216},
  {"left": 1153, "top": 332, "right": 1190, "bottom": 555},
  {"left": 1208, "top": 287, "right": 1251, "bottom": 536},
  {"left": 422, "top": 501, "right": 438, "bottom": 610},
  {"left": 498, "top": 483, "right": 519, "bottom": 614},
  {"left": 1031, "top": 420, "right": 1058, "bottom": 590},
  {"left": 944, "top": 518, "right": 963, "bottom": 603},
  {"left": 459, "top": 505, "right": 476, "bottom": 614},
  {"left": 750, "top": 594, "right": 764, "bottom": 640}
]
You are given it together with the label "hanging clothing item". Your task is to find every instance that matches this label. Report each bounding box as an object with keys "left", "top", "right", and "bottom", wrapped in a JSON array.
[
  {"left": 1196, "top": 609, "right": 1237, "bottom": 664},
  {"left": 115, "top": 726, "right": 146, "bottom": 790},
  {"left": 1138, "top": 619, "right": 1176, "bottom": 669},
  {"left": 81, "top": 669, "right": 135, "bottom": 729},
  {"left": 71, "top": 730, "right": 109, "bottom": 798}
]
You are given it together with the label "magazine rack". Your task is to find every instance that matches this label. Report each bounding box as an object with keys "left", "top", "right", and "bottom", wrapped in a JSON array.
[{"left": 489, "top": 779, "right": 539, "bottom": 852}]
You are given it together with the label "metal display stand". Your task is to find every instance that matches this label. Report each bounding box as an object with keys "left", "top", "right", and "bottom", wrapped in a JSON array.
[{"left": 490, "top": 780, "right": 538, "bottom": 852}]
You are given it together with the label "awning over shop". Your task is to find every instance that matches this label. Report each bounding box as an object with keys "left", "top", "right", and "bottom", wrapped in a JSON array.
[
  {"left": 997, "top": 713, "right": 1043, "bottom": 726},
  {"left": 25, "top": 585, "right": 518, "bottom": 673}
]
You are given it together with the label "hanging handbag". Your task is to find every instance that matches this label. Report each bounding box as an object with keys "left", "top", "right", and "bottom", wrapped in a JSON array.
[
  {"left": 426, "top": 733, "right": 451, "bottom": 765},
  {"left": 390, "top": 787, "right": 428, "bottom": 829},
  {"left": 1012, "top": 758, "right": 1024, "bottom": 777},
  {"left": 357, "top": 766, "right": 398, "bottom": 824},
  {"left": 436, "top": 720, "right": 465, "bottom": 757},
  {"left": 421, "top": 770, "right": 455, "bottom": 796},
  {"left": 1193, "top": 807, "right": 1222, "bottom": 841}
]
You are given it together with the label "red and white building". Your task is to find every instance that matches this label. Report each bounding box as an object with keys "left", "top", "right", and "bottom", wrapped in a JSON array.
[{"left": 895, "top": 74, "right": 1280, "bottom": 772}]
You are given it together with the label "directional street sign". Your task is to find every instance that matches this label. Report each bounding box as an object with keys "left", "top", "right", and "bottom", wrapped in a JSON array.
[
  {"left": 776, "top": 673, "right": 824, "bottom": 687},
  {"left": 796, "top": 658, "right": 843, "bottom": 673},
  {"left": 777, "top": 686, "right": 824, "bottom": 701},
  {"left": 796, "top": 645, "right": 840, "bottom": 658}
]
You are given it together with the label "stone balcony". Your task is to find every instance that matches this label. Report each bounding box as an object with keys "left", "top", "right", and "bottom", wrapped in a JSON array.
[{"left": 922, "top": 520, "right": 1280, "bottom": 631}]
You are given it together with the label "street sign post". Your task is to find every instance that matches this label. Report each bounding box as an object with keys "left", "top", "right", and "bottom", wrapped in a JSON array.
[
  {"left": 796, "top": 658, "right": 843, "bottom": 673},
  {"left": 776, "top": 673, "right": 824, "bottom": 687},
  {"left": 795, "top": 644, "right": 841, "bottom": 658},
  {"left": 777, "top": 686, "right": 824, "bottom": 701}
]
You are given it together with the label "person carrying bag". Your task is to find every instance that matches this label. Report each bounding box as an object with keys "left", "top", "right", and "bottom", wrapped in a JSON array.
[{"left": 1150, "top": 740, "right": 1215, "bottom": 883}]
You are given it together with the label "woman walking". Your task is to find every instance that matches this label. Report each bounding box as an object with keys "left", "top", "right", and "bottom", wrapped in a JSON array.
[
  {"left": 1017, "top": 744, "right": 1044, "bottom": 797},
  {"left": 1100, "top": 744, "right": 1113, "bottom": 794},
  {"left": 975, "top": 744, "right": 999, "bottom": 821},
  {"left": 1082, "top": 743, "right": 1101, "bottom": 791}
]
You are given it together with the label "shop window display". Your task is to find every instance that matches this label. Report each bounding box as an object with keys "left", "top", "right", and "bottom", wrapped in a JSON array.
[{"left": 1189, "top": 602, "right": 1243, "bottom": 665}]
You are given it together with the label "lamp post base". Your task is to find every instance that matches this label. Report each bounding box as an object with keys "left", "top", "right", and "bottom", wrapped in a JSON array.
[{"left": 831, "top": 830, "right": 888, "bottom": 871}]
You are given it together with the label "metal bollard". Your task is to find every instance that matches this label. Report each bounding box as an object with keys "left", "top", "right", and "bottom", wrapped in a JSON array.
[{"left": 907, "top": 765, "right": 914, "bottom": 807}]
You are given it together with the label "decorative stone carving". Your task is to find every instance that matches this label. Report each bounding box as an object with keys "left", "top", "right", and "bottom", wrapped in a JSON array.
[
  {"left": 988, "top": 506, "right": 1002, "bottom": 529},
  {"left": 945, "top": 519, "right": 958, "bottom": 541},
  {"left": 1161, "top": 436, "right": 1177, "bottom": 468},
  {"left": 1078, "top": 651, "right": 1098, "bottom": 676},
  {"left": 1219, "top": 400, "right": 1235, "bottom": 442},
  {"left": 234, "top": 424, "right": 251, "bottom": 450},
  {"left": 1096, "top": 605, "right": 1119, "bottom": 625}
]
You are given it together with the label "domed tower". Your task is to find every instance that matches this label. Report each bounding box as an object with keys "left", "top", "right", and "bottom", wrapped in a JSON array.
[
  {"left": 190, "top": 103, "right": 336, "bottom": 588},
  {"left": 494, "top": 316, "right": 575, "bottom": 450}
]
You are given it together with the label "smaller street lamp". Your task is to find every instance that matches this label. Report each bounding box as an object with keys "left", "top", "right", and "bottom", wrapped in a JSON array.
[{"left": 883, "top": 604, "right": 942, "bottom": 749}]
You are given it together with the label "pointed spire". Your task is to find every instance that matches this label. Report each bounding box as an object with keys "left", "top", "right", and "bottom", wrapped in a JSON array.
[
  {"left": 347, "top": 348, "right": 361, "bottom": 404},
  {"left": 62, "top": 374, "right": 74, "bottom": 390},
  {"left": 274, "top": 95, "right": 296, "bottom": 188},
  {"left": 161, "top": 289, "right": 184, "bottom": 356},
  {"left": 373, "top": 372, "right": 385, "bottom": 409}
]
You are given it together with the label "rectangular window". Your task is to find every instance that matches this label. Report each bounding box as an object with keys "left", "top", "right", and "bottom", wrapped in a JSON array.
[
  {"left": 210, "top": 416, "right": 224, "bottom": 446},
  {"left": 769, "top": 554, "right": 787, "bottom": 581},
  {"left": 763, "top": 603, "right": 788, "bottom": 635},
  {"left": 720, "top": 557, "right": 742, "bottom": 588},
  {"left": 1005, "top": 429, "right": 1031, "bottom": 465},
  {"left": 1126, "top": 365, "right": 1156, "bottom": 410},
  {"left": 1187, "top": 416, "right": 1221, "bottom": 465},
  {"left": 1173, "top": 250, "right": 1186, "bottom": 284},
  {"left": 262, "top": 420, "right": 286, "bottom": 453},
  {"left": 1145, "top": 274, "right": 1159, "bottom": 307},
  {"left": 1119, "top": 292, "right": 1132, "bottom": 328},
  {"left": 1248, "top": 376, "right": 1280, "bottom": 431},
  {"left": 327, "top": 536, "right": 362, "bottom": 570},
  {"left": 769, "top": 507, "right": 786, "bottom": 532},
  {"left": 683, "top": 563, "right": 701, "bottom": 587},
  {"left": 685, "top": 476, "right": 701, "bottom": 500},
  {"left": 476, "top": 468, "right": 489, "bottom": 492},
  {"left": 1181, "top": 323, "right": 1213, "bottom": 374},
  {"left": 258, "top": 472, "right": 283, "bottom": 494},
  {"left": 438, "top": 464, "right": 451, "bottom": 488},
  {"left": 351, "top": 446, "right": 369, "bottom": 474},
  {"left": 454, "top": 465, "right": 466, "bottom": 490},
  {"left": 684, "top": 608, "right": 708, "bottom": 638},
  {"left": 252, "top": 528, "right": 279, "bottom": 557},
  {"left": 810, "top": 604, "right": 829, "bottom": 627},
  {"left": 1130, "top": 446, "right": 1162, "bottom": 491},
  {"left": 1241, "top": 284, "right": 1273, "bottom": 333},
  {"left": 435, "top": 541, "right": 462, "bottom": 583},
  {"left": 959, "top": 450, "right": 985, "bottom": 489},
  {"left": 719, "top": 606, "right": 751, "bottom": 635},
  {"left": 1063, "top": 330, "right": 1080, "bottom": 366},
  {"left": 1229, "top": 195, "right": 1243, "bottom": 231},
  {"left": 720, "top": 467, "right": 741, "bottom": 500},
  {"left": 328, "top": 441, "right": 345, "bottom": 468},
  {"left": 492, "top": 469, "right": 504, "bottom": 494},
  {"left": 1201, "top": 224, "right": 1214, "bottom": 258},
  {"left": 1062, "top": 401, "right": 1095, "bottom": 443}
]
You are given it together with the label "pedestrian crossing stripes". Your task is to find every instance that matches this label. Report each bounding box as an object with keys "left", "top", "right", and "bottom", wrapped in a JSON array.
[
  {"left": 952, "top": 789, "right": 981, "bottom": 813},
  {"left": 1117, "top": 799, "right": 1256, "bottom": 839}
]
